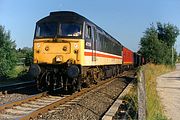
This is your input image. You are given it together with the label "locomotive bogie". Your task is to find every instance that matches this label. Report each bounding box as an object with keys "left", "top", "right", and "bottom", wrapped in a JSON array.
[{"left": 80, "top": 64, "right": 122, "bottom": 87}]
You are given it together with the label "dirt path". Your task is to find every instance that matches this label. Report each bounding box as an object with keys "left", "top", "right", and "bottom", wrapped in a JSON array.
[{"left": 156, "top": 63, "right": 180, "bottom": 120}]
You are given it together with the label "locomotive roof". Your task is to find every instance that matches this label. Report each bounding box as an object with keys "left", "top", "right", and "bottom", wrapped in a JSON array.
[
  {"left": 37, "top": 11, "right": 89, "bottom": 24},
  {"left": 37, "top": 11, "right": 122, "bottom": 46}
]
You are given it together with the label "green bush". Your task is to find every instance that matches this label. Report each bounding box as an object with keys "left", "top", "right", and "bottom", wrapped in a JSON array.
[
  {"left": 0, "top": 25, "right": 17, "bottom": 76},
  {"left": 17, "top": 47, "right": 33, "bottom": 66},
  {"left": 25, "top": 50, "right": 33, "bottom": 66},
  {"left": 138, "top": 22, "right": 179, "bottom": 65}
]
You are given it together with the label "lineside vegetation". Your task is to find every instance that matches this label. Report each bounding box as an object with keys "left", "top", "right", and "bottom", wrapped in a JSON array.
[
  {"left": 138, "top": 22, "right": 179, "bottom": 119},
  {"left": 138, "top": 22, "right": 179, "bottom": 65},
  {"left": 141, "top": 64, "right": 173, "bottom": 120},
  {"left": 0, "top": 25, "right": 17, "bottom": 77},
  {"left": 122, "top": 81, "right": 138, "bottom": 119},
  {"left": 0, "top": 25, "right": 33, "bottom": 80}
]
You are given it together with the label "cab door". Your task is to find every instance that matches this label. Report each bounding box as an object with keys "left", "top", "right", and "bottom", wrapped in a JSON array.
[
  {"left": 92, "top": 26, "right": 97, "bottom": 61},
  {"left": 85, "top": 23, "right": 96, "bottom": 62}
]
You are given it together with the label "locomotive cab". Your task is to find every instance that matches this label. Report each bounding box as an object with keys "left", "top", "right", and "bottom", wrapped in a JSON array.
[
  {"left": 34, "top": 22, "right": 83, "bottom": 64},
  {"left": 30, "top": 12, "right": 86, "bottom": 92}
]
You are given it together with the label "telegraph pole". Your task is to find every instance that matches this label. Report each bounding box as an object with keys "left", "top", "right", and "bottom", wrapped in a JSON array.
[{"left": 172, "top": 46, "right": 174, "bottom": 66}]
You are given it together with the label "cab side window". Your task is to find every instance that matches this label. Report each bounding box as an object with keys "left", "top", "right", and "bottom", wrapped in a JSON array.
[{"left": 85, "top": 25, "right": 92, "bottom": 39}]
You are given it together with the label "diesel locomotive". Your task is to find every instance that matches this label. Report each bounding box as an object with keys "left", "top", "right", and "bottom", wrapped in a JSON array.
[{"left": 29, "top": 11, "right": 143, "bottom": 92}]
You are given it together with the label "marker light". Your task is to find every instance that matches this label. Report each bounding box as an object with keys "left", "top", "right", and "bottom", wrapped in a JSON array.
[
  {"left": 45, "top": 46, "right": 49, "bottom": 51},
  {"left": 63, "top": 46, "right": 67, "bottom": 51}
]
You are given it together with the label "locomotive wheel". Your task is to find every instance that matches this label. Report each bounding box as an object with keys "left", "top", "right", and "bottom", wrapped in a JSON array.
[
  {"left": 37, "top": 72, "right": 47, "bottom": 92},
  {"left": 76, "top": 77, "right": 81, "bottom": 92},
  {"left": 67, "top": 81, "right": 76, "bottom": 94},
  {"left": 66, "top": 77, "right": 81, "bottom": 93},
  {"left": 71, "top": 77, "right": 81, "bottom": 93},
  {"left": 45, "top": 72, "right": 54, "bottom": 92}
]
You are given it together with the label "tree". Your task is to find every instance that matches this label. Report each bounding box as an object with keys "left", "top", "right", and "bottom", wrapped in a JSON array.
[
  {"left": 24, "top": 48, "right": 33, "bottom": 66},
  {"left": 0, "top": 25, "right": 17, "bottom": 76},
  {"left": 157, "top": 22, "right": 179, "bottom": 47},
  {"left": 16, "top": 47, "right": 33, "bottom": 66},
  {"left": 138, "top": 22, "right": 179, "bottom": 65}
]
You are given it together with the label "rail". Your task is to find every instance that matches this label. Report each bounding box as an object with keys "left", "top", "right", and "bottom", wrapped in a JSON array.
[{"left": 0, "top": 80, "right": 36, "bottom": 94}]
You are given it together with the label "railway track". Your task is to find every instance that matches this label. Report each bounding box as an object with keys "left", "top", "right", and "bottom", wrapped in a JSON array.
[
  {"left": 0, "top": 77, "right": 117, "bottom": 120},
  {"left": 41, "top": 71, "right": 135, "bottom": 120},
  {"left": 0, "top": 81, "right": 36, "bottom": 95},
  {"left": 0, "top": 71, "right": 134, "bottom": 120}
]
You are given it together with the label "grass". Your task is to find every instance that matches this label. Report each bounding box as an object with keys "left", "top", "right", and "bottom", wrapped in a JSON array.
[
  {"left": 141, "top": 64, "right": 174, "bottom": 120},
  {"left": 113, "top": 79, "right": 138, "bottom": 120},
  {"left": 7, "top": 65, "right": 28, "bottom": 78},
  {"left": 0, "top": 65, "right": 29, "bottom": 85},
  {"left": 122, "top": 81, "right": 138, "bottom": 119}
]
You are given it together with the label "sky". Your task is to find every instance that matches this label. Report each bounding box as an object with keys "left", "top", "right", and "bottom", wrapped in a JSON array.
[{"left": 0, "top": 0, "right": 180, "bottom": 53}]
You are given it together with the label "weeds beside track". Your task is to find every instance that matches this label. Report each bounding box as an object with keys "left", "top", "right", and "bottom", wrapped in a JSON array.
[{"left": 141, "top": 64, "right": 173, "bottom": 120}]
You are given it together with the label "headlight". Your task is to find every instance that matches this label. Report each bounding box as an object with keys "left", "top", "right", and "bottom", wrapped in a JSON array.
[
  {"left": 55, "top": 55, "right": 63, "bottom": 62},
  {"left": 67, "top": 65, "right": 79, "bottom": 78}
]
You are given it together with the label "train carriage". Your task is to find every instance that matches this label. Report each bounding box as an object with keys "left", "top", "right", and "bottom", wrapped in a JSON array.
[
  {"left": 122, "top": 47, "right": 134, "bottom": 70},
  {"left": 133, "top": 52, "right": 144, "bottom": 67},
  {"left": 29, "top": 11, "right": 123, "bottom": 92}
]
